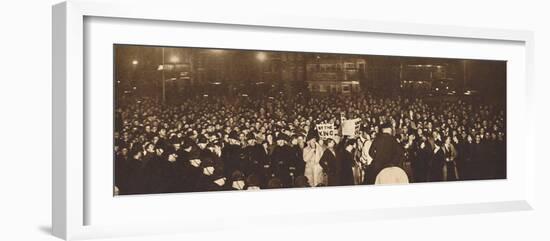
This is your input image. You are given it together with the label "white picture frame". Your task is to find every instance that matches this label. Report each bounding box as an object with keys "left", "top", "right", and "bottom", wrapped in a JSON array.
[{"left": 52, "top": 0, "right": 535, "bottom": 240}]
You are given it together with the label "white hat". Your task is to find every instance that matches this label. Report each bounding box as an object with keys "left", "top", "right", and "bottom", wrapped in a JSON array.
[{"left": 375, "top": 167, "right": 409, "bottom": 185}]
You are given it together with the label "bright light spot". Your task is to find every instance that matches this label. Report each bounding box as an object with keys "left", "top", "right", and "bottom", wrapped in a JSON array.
[
  {"left": 132, "top": 60, "right": 139, "bottom": 65},
  {"left": 212, "top": 82, "right": 221, "bottom": 85},
  {"left": 256, "top": 52, "right": 267, "bottom": 62},
  {"left": 170, "top": 55, "right": 180, "bottom": 63},
  {"left": 435, "top": 88, "right": 439, "bottom": 91},
  {"left": 446, "top": 86, "right": 449, "bottom": 89},
  {"left": 133, "top": 86, "right": 137, "bottom": 90},
  {"left": 203, "top": 94, "right": 209, "bottom": 97}
]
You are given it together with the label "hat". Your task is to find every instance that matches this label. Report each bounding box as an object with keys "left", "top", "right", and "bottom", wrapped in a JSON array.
[
  {"left": 197, "top": 134, "right": 208, "bottom": 144},
  {"left": 375, "top": 167, "right": 409, "bottom": 185},
  {"left": 246, "top": 174, "right": 261, "bottom": 187},
  {"left": 228, "top": 130, "right": 239, "bottom": 140},
  {"left": 380, "top": 122, "right": 392, "bottom": 129},
  {"left": 230, "top": 170, "right": 245, "bottom": 181},
  {"left": 182, "top": 137, "right": 194, "bottom": 149},
  {"left": 306, "top": 128, "right": 319, "bottom": 142},
  {"left": 267, "top": 177, "right": 283, "bottom": 189},
  {"left": 201, "top": 154, "right": 214, "bottom": 167},
  {"left": 344, "top": 138, "right": 356, "bottom": 147},
  {"left": 169, "top": 135, "right": 179, "bottom": 143},
  {"left": 246, "top": 132, "right": 256, "bottom": 141},
  {"left": 275, "top": 132, "right": 288, "bottom": 142},
  {"left": 211, "top": 140, "right": 222, "bottom": 147}
]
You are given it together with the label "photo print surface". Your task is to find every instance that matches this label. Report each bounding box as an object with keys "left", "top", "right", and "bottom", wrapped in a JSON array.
[{"left": 113, "top": 44, "right": 506, "bottom": 195}]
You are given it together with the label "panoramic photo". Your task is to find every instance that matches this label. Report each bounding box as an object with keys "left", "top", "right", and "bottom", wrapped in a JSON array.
[{"left": 113, "top": 45, "right": 506, "bottom": 195}]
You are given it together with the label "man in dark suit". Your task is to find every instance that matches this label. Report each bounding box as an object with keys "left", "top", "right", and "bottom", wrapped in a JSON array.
[
  {"left": 159, "top": 150, "right": 182, "bottom": 193},
  {"left": 289, "top": 134, "right": 305, "bottom": 180},
  {"left": 271, "top": 133, "right": 293, "bottom": 187},
  {"left": 337, "top": 138, "right": 356, "bottom": 186},
  {"left": 221, "top": 130, "right": 243, "bottom": 178},
  {"left": 180, "top": 137, "right": 202, "bottom": 192},
  {"left": 367, "top": 123, "right": 404, "bottom": 184},
  {"left": 258, "top": 140, "right": 272, "bottom": 188},
  {"left": 242, "top": 132, "right": 263, "bottom": 177}
]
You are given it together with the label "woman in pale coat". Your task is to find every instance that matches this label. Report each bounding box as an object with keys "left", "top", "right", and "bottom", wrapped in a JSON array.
[{"left": 303, "top": 129, "right": 324, "bottom": 186}]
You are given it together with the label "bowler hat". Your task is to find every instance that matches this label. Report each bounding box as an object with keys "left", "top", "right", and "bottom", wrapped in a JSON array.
[
  {"left": 228, "top": 130, "right": 239, "bottom": 140},
  {"left": 380, "top": 122, "right": 392, "bottom": 129},
  {"left": 275, "top": 132, "right": 288, "bottom": 142}
]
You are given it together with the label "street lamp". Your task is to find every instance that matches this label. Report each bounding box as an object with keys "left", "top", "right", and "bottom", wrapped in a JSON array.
[
  {"left": 170, "top": 55, "right": 180, "bottom": 63},
  {"left": 256, "top": 52, "right": 268, "bottom": 83},
  {"left": 130, "top": 60, "right": 139, "bottom": 95},
  {"left": 256, "top": 52, "right": 267, "bottom": 62},
  {"left": 209, "top": 49, "right": 225, "bottom": 83}
]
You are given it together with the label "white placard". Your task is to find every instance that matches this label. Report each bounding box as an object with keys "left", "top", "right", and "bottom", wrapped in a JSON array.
[
  {"left": 317, "top": 123, "right": 336, "bottom": 139},
  {"left": 342, "top": 118, "right": 361, "bottom": 136}
]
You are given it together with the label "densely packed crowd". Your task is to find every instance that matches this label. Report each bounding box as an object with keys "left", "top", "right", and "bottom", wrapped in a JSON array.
[{"left": 113, "top": 92, "right": 506, "bottom": 195}]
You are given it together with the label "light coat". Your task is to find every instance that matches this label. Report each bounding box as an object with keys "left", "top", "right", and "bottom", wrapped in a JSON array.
[{"left": 303, "top": 143, "right": 325, "bottom": 186}]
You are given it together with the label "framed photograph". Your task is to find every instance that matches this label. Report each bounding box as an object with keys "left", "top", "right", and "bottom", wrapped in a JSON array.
[{"left": 52, "top": 0, "right": 535, "bottom": 240}]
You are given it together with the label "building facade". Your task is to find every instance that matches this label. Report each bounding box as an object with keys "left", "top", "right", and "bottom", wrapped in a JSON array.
[{"left": 305, "top": 54, "right": 366, "bottom": 94}]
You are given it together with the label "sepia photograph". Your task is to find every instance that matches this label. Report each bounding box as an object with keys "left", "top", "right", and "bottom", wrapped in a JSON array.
[{"left": 113, "top": 44, "right": 507, "bottom": 196}]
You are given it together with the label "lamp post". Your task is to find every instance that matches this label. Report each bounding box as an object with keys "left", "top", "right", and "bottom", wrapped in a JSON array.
[
  {"left": 257, "top": 52, "right": 267, "bottom": 82},
  {"left": 130, "top": 59, "right": 138, "bottom": 98},
  {"left": 161, "top": 48, "right": 166, "bottom": 104},
  {"left": 211, "top": 50, "right": 223, "bottom": 83}
]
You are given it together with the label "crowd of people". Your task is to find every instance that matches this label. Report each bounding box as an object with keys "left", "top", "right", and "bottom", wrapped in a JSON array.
[{"left": 113, "top": 92, "right": 506, "bottom": 195}]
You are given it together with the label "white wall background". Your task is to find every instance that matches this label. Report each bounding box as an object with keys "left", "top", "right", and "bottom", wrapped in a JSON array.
[{"left": 0, "top": 0, "right": 548, "bottom": 240}]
